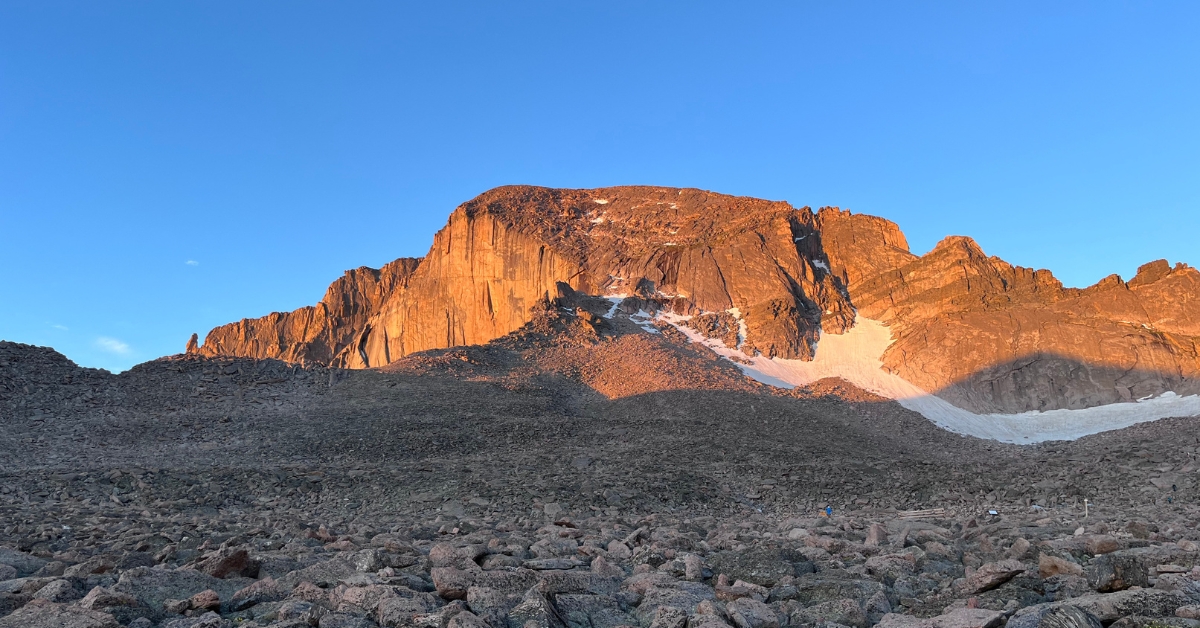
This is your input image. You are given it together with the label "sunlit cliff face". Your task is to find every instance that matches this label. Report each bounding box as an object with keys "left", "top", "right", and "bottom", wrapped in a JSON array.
[{"left": 192, "top": 185, "right": 1200, "bottom": 420}]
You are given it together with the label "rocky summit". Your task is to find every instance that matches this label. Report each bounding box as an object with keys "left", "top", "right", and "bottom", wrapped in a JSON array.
[
  {"left": 3, "top": 185, "right": 1200, "bottom": 628},
  {"left": 191, "top": 186, "right": 1199, "bottom": 417}
]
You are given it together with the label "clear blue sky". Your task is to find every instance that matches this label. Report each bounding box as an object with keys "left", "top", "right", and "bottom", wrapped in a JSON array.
[{"left": 2, "top": 2, "right": 1198, "bottom": 372}]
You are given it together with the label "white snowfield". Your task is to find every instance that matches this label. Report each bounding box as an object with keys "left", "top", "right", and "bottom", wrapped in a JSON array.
[{"left": 655, "top": 313, "right": 1200, "bottom": 444}]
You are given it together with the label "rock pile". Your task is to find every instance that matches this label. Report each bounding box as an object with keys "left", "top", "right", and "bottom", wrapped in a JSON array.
[
  {"left": 6, "top": 293, "right": 1200, "bottom": 627},
  {"left": 5, "top": 504, "right": 1200, "bottom": 628}
]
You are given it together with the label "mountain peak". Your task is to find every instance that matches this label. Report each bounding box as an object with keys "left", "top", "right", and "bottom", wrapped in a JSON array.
[{"left": 191, "top": 185, "right": 1200, "bottom": 416}]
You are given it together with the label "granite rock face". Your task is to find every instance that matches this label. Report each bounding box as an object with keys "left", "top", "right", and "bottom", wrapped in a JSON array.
[
  {"left": 192, "top": 258, "right": 420, "bottom": 366},
  {"left": 821, "top": 210, "right": 1200, "bottom": 413},
  {"left": 193, "top": 186, "right": 854, "bottom": 367},
  {"left": 190, "top": 185, "right": 1200, "bottom": 413}
]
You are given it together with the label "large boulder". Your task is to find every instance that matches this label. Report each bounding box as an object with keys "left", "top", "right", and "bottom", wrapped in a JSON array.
[
  {"left": 377, "top": 594, "right": 439, "bottom": 628},
  {"left": 0, "top": 548, "right": 47, "bottom": 578},
  {"left": 789, "top": 573, "right": 892, "bottom": 608},
  {"left": 791, "top": 598, "right": 867, "bottom": 628},
  {"left": 554, "top": 593, "right": 636, "bottom": 628},
  {"left": 1011, "top": 590, "right": 1187, "bottom": 627},
  {"left": 0, "top": 598, "right": 120, "bottom": 628},
  {"left": 432, "top": 567, "right": 478, "bottom": 600},
  {"left": 963, "top": 560, "right": 1026, "bottom": 593},
  {"left": 279, "top": 558, "right": 358, "bottom": 589},
  {"left": 726, "top": 597, "right": 781, "bottom": 628},
  {"left": 192, "top": 547, "right": 260, "bottom": 579},
  {"left": 506, "top": 587, "right": 564, "bottom": 628},
  {"left": 110, "top": 567, "right": 250, "bottom": 614},
  {"left": 634, "top": 581, "right": 716, "bottom": 626},
  {"left": 1087, "top": 549, "right": 1166, "bottom": 592},
  {"left": 1008, "top": 605, "right": 1106, "bottom": 628},
  {"left": 877, "top": 608, "right": 1005, "bottom": 628}
]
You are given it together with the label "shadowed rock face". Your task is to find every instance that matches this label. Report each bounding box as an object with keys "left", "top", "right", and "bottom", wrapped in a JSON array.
[
  {"left": 822, "top": 212, "right": 1200, "bottom": 413},
  {"left": 190, "top": 185, "right": 1200, "bottom": 414}
]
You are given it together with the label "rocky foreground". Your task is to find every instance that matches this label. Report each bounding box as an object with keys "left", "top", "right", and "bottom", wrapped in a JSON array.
[
  {"left": 5, "top": 493, "right": 1200, "bottom": 628},
  {"left": 5, "top": 303, "right": 1200, "bottom": 628}
]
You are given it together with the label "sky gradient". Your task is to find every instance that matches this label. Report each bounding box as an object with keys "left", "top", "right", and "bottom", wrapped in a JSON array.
[{"left": 2, "top": 2, "right": 1198, "bottom": 372}]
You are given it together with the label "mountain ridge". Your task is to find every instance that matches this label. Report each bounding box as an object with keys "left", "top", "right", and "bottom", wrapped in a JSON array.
[{"left": 189, "top": 185, "right": 1200, "bottom": 417}]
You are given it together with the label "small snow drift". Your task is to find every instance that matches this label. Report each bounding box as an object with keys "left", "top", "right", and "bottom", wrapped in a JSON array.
[{"left": 660, "top": 314, "right": 1200, "bottom": 443}]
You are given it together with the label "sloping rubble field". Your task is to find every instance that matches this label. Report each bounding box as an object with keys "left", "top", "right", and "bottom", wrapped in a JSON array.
[{"left": 2, "top": 303, "right": 1200, "bottom": 628}]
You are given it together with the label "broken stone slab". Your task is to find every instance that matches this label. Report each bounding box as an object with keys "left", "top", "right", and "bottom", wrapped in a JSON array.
[
  {"left": 791, "top": 598, "right": 868, "bottom": 628},
  {"left": 433, "top": 567, "right": 478, "bottom": 600},
  {"left": 877, "top": 608, "right": 1005, "bottom": 628},
  {"left": 1006, "top": 605, "right": 1103, "bottom": 628},
  {"left": 192, "top": 547, "right": 259, "bottom": 579},
  {"left": 1010, "top": 589, "right": 1187, "bottom": 627},
  {"left": 787, "top": 573, "right": 891, "bottom": 608},
  {"left": 376, "top": 594, "right": 439, "bottom": 628},
  {"left": 78, "top": 585, "right": 140, "bottom": 611},
  {"left": 726, "top": 596, "right": 782, "bottom": 628},
  {"left": 506, "top": 587, "right": 565, "bottom": 628},
  {"left": 866, "top": 524, "right": 888, "bottom": 548},
  {"left": 1040, "top": 555, "right": 1084, "bottom": 579},
  {"left": 320, "top": 613, "right": 378, "bottom": 628},
  {"left": 32, "top": 578, "right": 79, "bottom": 603},
  {"left": 0, "top": 547, "right": 48, "bottom": 578},
  {"left": 159, "top": 612, "right": 234, "bottom": 628},
  {"left": 707, "top": 549, "right": 813, "bottom": 588},
  {"left": 278, "top": 557, "right": 359, "bottom": 589},
  {"left": 634, "top": 581, "right": 717, "bottom": 626},
  {"left": 430, "top": 543, "right": 487, "bottom": 569},
  {"left": 554, "top": 593, "right": 636, "bottom": 628},
  {"left": 525, "top": 558, "right": 587, "bottom": 570},
  {"left": 537, "top": 570, "right": 622, "bottom": 596},
  {"left": 1089, "top": 547, "right": 1183, "bottom": 593},
  {"left": 109, "top": 567, "right": 249, "bottom": 614},
  {"left": 228, "top": 576, "right": 285, "bottom": 612},
  {"left": 471, "top": 569, "right": 541, "bottom": 596},
  {"left": 963, "top": 560, "right": 1025, "bottom": 593},
  {"left": 0, "top": 598, "right": 120, "bottom": 628}
]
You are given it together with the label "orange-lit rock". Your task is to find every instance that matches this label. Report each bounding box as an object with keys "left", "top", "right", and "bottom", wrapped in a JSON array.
[
  {"left": 191, "top": 186, "right": 1200, "bottom": 414},
  {"left": 193, "top": 185, "right": 853, "bottom": 367},
  {"left": 821, "top": 212, "right": 1200, "bottom": 413}
]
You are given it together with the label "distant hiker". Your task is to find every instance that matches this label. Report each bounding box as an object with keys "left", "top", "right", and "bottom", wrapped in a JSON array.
[{"left": 825, "top": 506, "right": 833, "bottom": 517}]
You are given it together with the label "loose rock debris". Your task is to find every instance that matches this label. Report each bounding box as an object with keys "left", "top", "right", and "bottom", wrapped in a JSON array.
[{"left": 5, "top": 306, "right": 1200, "bottom": 628}]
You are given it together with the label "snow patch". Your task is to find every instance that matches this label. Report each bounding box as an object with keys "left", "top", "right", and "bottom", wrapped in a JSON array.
[
  {"left": 812, "top": 260, "right": 830, "bottom": 272},
  {"left": 726, "top": 308, "right": 749, "bottom": 348},
  {"left": 602, "top": 295, "right": 627, "bottom": 319},
  {"left": 593, "top": 199, "right": 609, "bottom": 205},
  {"left": 591, "top": 217, "right": 605, "bottom": 224},
  {"left": 629, "top": 310, "right": 661, "bottom": 334},
  {"left": 658, "top": 314, "right": 1200, "bottom": 443}
]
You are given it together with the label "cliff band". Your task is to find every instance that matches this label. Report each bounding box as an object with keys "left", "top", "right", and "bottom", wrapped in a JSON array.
[{"left": 191, "top": 185, "right": 1200, "bottom": 417}]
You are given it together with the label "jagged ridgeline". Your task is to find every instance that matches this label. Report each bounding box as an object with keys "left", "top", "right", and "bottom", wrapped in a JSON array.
[{"left": 191, "top": 185, "right": 1200, "bottom": 415}]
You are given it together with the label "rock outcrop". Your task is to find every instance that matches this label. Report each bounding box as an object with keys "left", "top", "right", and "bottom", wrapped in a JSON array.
[
  {"left": 190, "top": 185, "right": 1200, "bottom": 414},
  {"left": 820, "top": 209, "right": 1200, "bottom": 413},
  {"left": 193, "top": 186, "right": 854, "bottom": 367},
  {"left": 190, "top": 257, "right": 420, "bottom": 365}
]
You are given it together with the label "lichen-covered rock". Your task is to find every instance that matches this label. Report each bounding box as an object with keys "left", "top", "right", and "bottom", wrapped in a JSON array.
[{"left": 0, "top": 598, "right": 120, "bottom": 628}]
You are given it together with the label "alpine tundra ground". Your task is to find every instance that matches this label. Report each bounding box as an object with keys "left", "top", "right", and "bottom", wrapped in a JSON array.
[{"left": 3, "top": 307, "right": 1200, "bottom": 628}]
